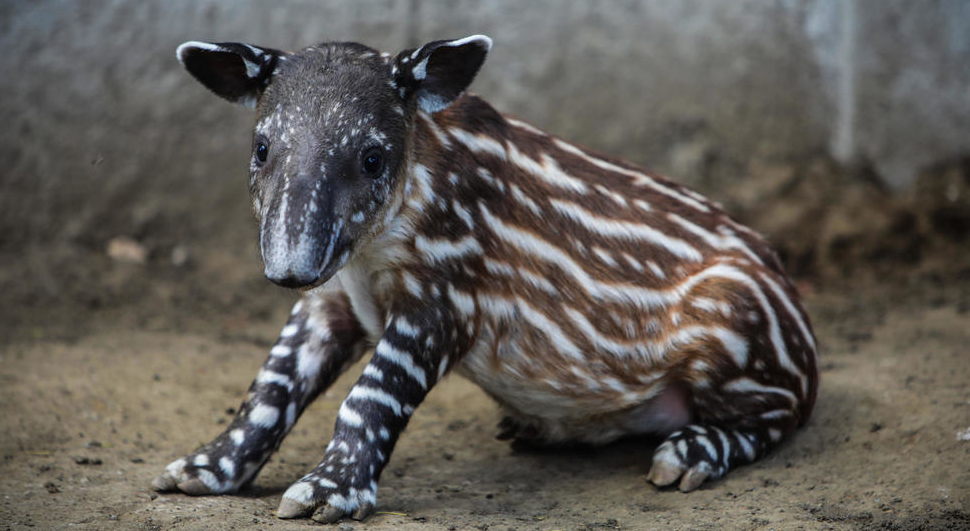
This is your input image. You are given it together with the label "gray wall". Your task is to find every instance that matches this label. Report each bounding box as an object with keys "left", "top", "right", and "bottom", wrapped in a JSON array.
[{"left": 2, "top": 0, "right": 968, "bottom": 258}]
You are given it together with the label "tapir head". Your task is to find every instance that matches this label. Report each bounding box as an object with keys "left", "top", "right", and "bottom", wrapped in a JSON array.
[{"left": 176, "top": 36, "right": 491, "bottom": 288}]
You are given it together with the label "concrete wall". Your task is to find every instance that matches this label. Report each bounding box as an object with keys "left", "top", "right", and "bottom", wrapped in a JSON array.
[{"left": 2, "top": 0, "right": 968, "bottom": 255}]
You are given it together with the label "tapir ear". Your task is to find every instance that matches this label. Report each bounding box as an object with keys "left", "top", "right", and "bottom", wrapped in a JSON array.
[
  {"left": 393, "top": 35, "right": 492, "bottom": 113},
  {"left": 176, "top": 41, "right": 286, "bottom": 108}
]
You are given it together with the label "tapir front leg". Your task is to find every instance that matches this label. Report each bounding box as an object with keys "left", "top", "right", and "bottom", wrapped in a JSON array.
[
  {"left": 152, "top": 291, "right": 366, "bottom": 494},
  {"left": 276, "top": 311, "right": 453, "bottom": 522}
]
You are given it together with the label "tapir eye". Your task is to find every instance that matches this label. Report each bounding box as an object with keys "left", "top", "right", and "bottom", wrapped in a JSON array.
[
  {"left": 361, "top": 148, "right": 384, "bottom": 176},
  {"left": 255, "top": 141, "right": 269, "bottom": 164}
]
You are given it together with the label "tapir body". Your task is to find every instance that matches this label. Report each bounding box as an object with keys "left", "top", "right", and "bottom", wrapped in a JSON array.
[{"left": 154, "top": 35, "right": 818, "bottom": 523}]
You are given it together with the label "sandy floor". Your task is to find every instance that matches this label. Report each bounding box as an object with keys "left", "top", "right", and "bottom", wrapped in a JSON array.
[{"left": 1, "top": 276, "right": 969, "bottom": 530}]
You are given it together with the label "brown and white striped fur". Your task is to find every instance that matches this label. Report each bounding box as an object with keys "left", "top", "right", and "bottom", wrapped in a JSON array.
[{"left": 155, "top": 35, "right": 818, "bottom": 523}]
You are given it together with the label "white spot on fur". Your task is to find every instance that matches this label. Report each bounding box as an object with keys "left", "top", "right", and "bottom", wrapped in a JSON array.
[
  {"left": 269, "top": 345, "right": 293, "bottom": 358},
  {"left": 448, "top": 285, "right": 476, "bottom": 315},
  {"left": 363, "top": 364, "right": 384, "bottom": 382},
  {"left": 337, "top": 403, "right": 364, "bottom": 427},
  {"left": 249, "top": 404, "right": 280, "bottom": 428},
  {"left": 375, "top": 340, "right": 428, "bottom": 389},
  {"left": 219, "top": 456, "right": 236, "bottom": 478},
  {"left": 282, "top": 481, "right": 315, "bottom": 504},
  {"left": 348, "top": 385, "right": 403, "bottom": 415}
]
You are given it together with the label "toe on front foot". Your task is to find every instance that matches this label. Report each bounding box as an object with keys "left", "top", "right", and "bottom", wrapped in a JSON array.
[
  {"left": 647, "top": 441, "right": 715, "bottom": 492},
  {"left": 277, "top": 479, "right": 377, "bottom": 522},
  {"left": 151, "top": 457, "right": 226, "bottom": 495}
]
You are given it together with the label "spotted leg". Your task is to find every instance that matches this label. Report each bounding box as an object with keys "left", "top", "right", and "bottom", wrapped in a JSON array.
[
  {"left": 152, "top": 291, "right": 366, "bottom": 495},
  {"left": 647, "top": 424, "right": 774, "bottom": 491},
  {"left": 647, "top": 381, "right": 805, "bottom": 491},
  {"left": 276, "top": 312, "right": 451, "bottom": 522}
]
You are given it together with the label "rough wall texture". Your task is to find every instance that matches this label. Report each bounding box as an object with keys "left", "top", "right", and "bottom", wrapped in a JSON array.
[{"left": 1, "top": 0, "right": 968, "bottom": 271}]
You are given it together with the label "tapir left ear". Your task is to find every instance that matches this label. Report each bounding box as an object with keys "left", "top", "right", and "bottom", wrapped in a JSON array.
[
  {"left": 393, "top": 35, "right": 492, "bottom": 113},
  {"left": 176, "top": 41, "right": 287, "bottom": 108}
]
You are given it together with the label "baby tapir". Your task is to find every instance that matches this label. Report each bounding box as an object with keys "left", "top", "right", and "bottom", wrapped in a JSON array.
[{"left": 154, "top": 35, "right": 819, "bottom": 523}]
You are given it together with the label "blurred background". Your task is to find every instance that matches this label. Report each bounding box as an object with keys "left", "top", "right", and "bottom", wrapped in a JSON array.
[
  {"left": 2, "top": 4, "right": 969, "bottom": 529},
  {"left": 1, "top": 0, "right": 969, "bottom": 338}
]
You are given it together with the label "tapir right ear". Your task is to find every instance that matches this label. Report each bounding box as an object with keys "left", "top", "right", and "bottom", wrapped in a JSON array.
[
  {"left": 392, "top": 35, "right": 492, "bottom": 114},
  {"left": 176, "top": 41, "right": 286, "bottom": 108}
]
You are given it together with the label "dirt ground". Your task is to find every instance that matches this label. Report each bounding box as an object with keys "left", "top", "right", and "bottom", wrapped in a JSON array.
[
  {"left": 2, "top": 156, "right": 970, "bottom": 530},
  {"left": 0, "top": 253, "right": 968, "bottom": 531}
]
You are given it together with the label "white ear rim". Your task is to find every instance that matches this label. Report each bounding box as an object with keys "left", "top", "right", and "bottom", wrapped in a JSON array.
[
  {"left": 175, "top": 41, "right": 225, "bottom": 65},
  {"left": 176, "top": 40, "right": 267, "bottom": 109},
  {"left": 446, "top": 34, "right": 493, "bottom": 52},
  {"left": 412, "top": 34, "right": 492, "bottom": 113}
]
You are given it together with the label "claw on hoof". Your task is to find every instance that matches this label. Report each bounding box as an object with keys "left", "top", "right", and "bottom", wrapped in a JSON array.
[
  {"left": 276, "top": 498, "right": 313, "bottom": 519},
  {"left": 647, "top": 459, "right": 685, "bottom": 487},
  {"left": 177, "top": 478, "right": 211, "bottom": 495},
  {"left": 679, "top": 466, "right": 710, "bottom": 492},
  {"left": 351, "top": 502, "right": 375, "bottom": 521},
  {"left": 312, "top": 504, "right": 346, "bottom": 524},
  {"left": 151, "top": 474, "right": 177, "bottom": 492}
]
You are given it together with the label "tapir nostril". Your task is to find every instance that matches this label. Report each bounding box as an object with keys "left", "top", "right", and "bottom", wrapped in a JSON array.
[{"left": 265, "top": 272, "right": 319, "bottom": 289}]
